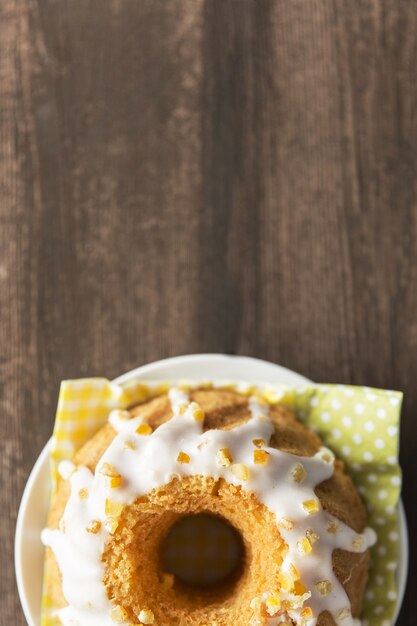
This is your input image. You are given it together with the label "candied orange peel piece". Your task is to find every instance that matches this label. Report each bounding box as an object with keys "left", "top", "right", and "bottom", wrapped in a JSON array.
[
  {"left": 277, "top": 518, "right": 295, "bottom": 531},
  {"left": 326, "top": 519, "right": 339, "bottom": 534},
  {"left": 306, "top": 528, "right": 320, "bottom": 544},
  {"left": 110, "top": 475, "right": 123, "bottom": 488},
  {"left": 138, "top": 608, "right": 155, "bottom": 624},
  {"left": 99, "top": 463, "right": 119, "bottom": 478},
  {"left": 177, "top": 451, "right": 190, "bottom": 464},
  {"left": 293, "top": 580, "right": 308, "bottom": 595},
  {"left": 278, "top": 563, "right": 299, "bottom": 591},
  {"left": 300, "top": 606, "right": 313, "bottom": 620},
  {"left": 253, "top": 449, "right": 270, "bottom": 465},
  {"left": 105, "top": 516, "right": 119, "bottom": 534},
  {"left": 352, "top": 535, "right": 364, "bottom": 551},
  {"left": 86, "top": 520, "right": 101, "bottom": 534},
  {"left": 231, "top": 463, "right": 250, "bottom": 481},
  {"left": 178, "top": 403, "right": 188, "bottom": 415},
  {"left": 265, "top": 593, "right": 281, "bottom": 616},
  {"left": 216, "top": 448, "right": 233, "bottom": 467},
  {"left": 136, "top": 423, "right": 152, "bottom": 436},
  {"left": 315, "top": 580, "right": 332, "bottom": 596},
  {"left": 189, "top": 401, "right": 205, "bottom": 422},
  {"left": 105, "top": 499, "right": 123, "bottom": 517},
  {"left": 291, "top": 463, "right": 307, "bottom": 483},
  {"left": 297, "top": 537, "right": 313, "bottom": 555},
  {"left": 111, "top": 605, "right": 129, "bottom": 623},
  {"left": 302, "top": 499, "right": 319, "bottom": 515}
]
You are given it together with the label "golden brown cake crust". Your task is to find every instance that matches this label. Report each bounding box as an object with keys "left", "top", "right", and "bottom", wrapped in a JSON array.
[{"left": 46, "top": 388, "right": 370, "bottom": 626}]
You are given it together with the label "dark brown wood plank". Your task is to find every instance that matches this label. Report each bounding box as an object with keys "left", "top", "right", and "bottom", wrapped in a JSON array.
[{"left": 1, "top": 1, "right": 416, "bottom": 624}]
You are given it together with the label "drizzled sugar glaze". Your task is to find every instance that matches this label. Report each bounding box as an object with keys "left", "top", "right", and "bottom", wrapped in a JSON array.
[{"left": 42, "top": 386, "right": 376, "bottom": 626}]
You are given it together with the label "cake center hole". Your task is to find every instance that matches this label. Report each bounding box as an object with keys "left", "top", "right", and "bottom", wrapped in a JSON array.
[{"left": 161, "top": 513, "right": 245, "bottom": 589}]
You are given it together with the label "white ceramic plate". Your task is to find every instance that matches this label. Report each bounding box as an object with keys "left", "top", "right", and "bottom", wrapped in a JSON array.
[{"left": 15, "top": 354, "right": 408, "bottom": 625}]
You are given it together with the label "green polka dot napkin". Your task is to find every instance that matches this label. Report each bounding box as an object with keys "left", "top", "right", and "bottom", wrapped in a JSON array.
[{"left": 279, "top": 383, "right": 402, "bottom": 626}]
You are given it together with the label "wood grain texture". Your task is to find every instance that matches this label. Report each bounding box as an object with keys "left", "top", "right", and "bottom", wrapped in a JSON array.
[{"left": 1, "top": 1, "right": 416, "bottom": 623}]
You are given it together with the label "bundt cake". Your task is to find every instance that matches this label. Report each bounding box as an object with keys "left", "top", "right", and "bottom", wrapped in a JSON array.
[{"left": 42, "top": 385, "right": 375, "bottom": 626}]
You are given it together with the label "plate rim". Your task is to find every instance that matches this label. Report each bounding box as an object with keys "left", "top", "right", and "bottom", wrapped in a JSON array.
[{"left": 15, "top": 353, "right": 408, "bottom": 625}]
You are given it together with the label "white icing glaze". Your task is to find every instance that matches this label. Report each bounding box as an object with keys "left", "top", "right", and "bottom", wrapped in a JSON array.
[{"left": 43, "top": 386, "right": 376, "bottom": 626}]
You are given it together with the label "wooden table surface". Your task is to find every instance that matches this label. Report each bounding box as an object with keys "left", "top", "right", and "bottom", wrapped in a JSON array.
[{"left": 1, "top": 1, "right": 416, "bottom": 624}]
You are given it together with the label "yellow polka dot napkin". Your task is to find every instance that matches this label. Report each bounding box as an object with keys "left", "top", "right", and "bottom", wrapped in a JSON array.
[{"left": 41, "top": 379, "right": 402, "bottom": 626}]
